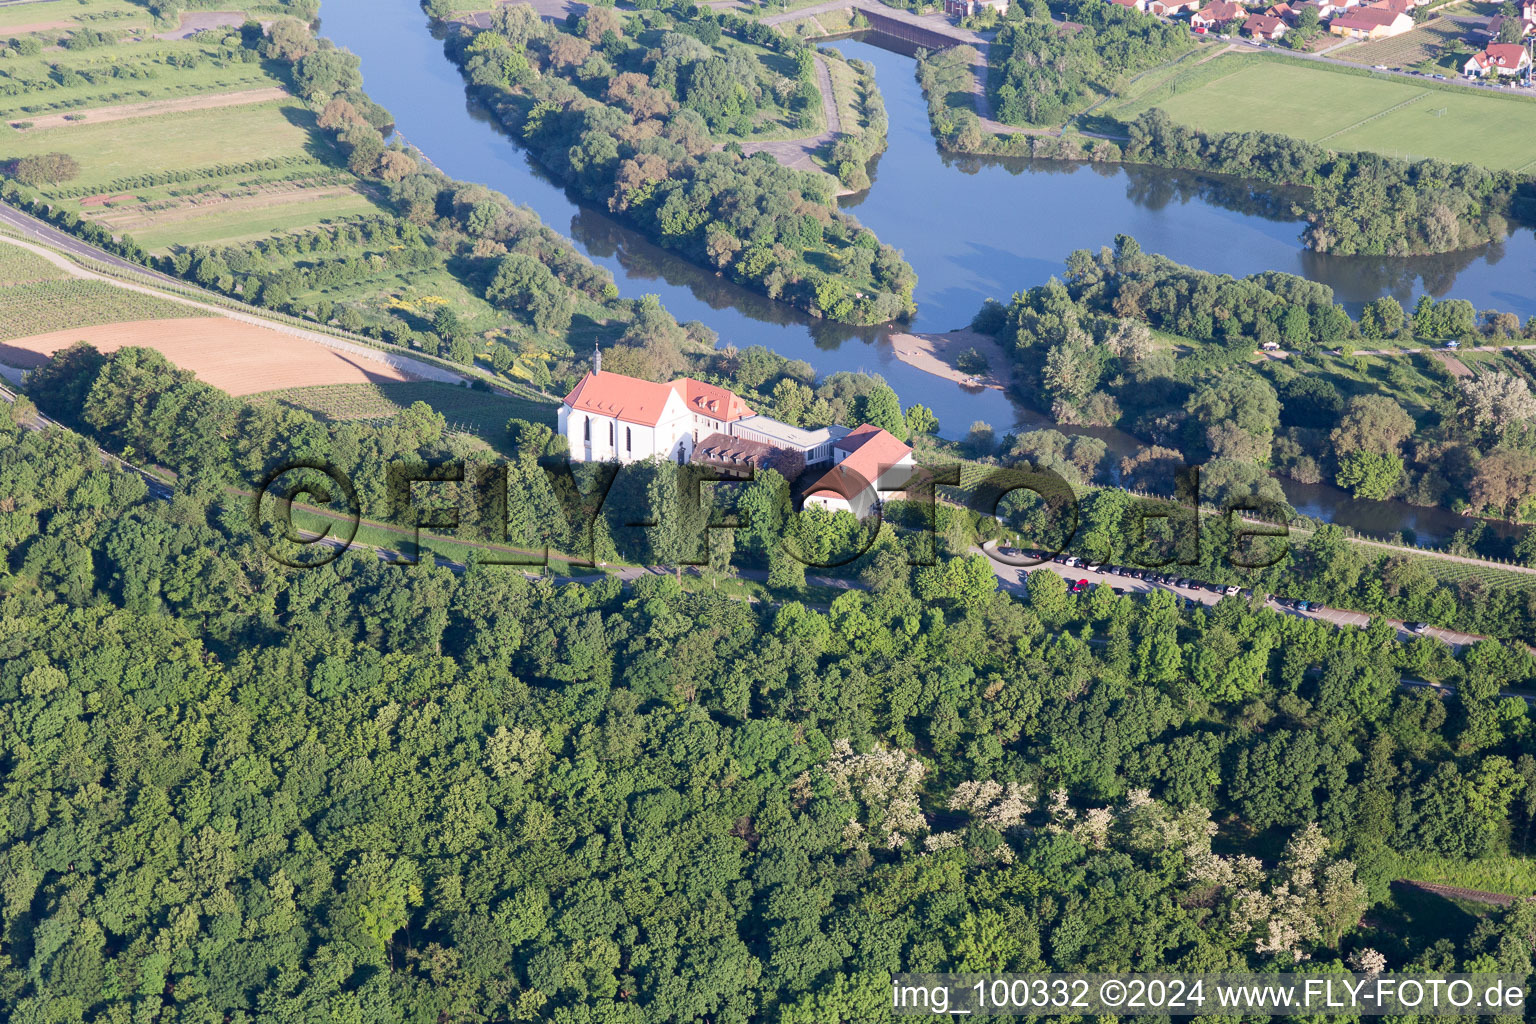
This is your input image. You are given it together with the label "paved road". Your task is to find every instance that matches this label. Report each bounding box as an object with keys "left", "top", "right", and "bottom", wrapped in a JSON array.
[
  {"left": 739, "top": 53, "right": 844, "bottom": 171},
  {"left": 977, "top": 541, "right": 1490, "bottom": 649},
  {"left": 1224, "top": 31, "right": 1536, "bottom": 97},
  {"left": 0, "top": 218, "right": 466, "bottom": 386},
  {"left": 0, "top": 200, "right": 179, "bottom": 283}
]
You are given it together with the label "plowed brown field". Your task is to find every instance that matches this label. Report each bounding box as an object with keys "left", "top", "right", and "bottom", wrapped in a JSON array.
[{"left": 0, "top": 318, "right": 416, "bottom": 395}]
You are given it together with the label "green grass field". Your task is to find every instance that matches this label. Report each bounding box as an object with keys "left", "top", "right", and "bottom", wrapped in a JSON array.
[
  {"left": 1113, "top": 55, "right": 1536, "bottom": 170},
  {"left": 258, "top": 381, "right": 558, "bottom": 452},
  {"left": 1380, "top": 850, "right": 1536, "bottom": 895},
  {"left": 0, "top": 278, "right": 211, "bottom": 341},
  {"left": 1, "top": 99, "right": 324, "bottom": 190},
  {"left": 127, "top": 189, "right": 382, "bottom": 249},
  {"left": 0, "top": 0, "right": 146, "bottom": 31},
  {"left": 0, "top": 41, "right": 282, "bottom": 120}
]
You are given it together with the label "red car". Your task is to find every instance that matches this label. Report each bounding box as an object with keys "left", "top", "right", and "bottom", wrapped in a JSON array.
[{"left": 1072, "top": 579, "right": 1090, "bottom": 593}]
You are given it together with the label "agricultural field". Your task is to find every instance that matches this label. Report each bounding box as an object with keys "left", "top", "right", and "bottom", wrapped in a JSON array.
[
  {"left": 1332, "top": 18, "right": 1471, "bottom": 73},
  {"left": 1111, "top": 54, "right": 1536, "bottom": 170},
  {"left": 0, "top": 34, "right": 281, "bottom": 121},
  {"left": 0, "top": 315, "right": 422, "bottom": 394},
  {"left": 0, "top": 240, "right": 67, "bottom": 283},
  {"left": 1, "top": 96, "right": 390, "bottom": 249},
  {"left": 4, "top": 98, "right": 325, "bottom": 189},
  {"left": 260, "top": 380, "right": 557, "bottom": 448},
  {"left": 0, "top": 278, "right": 209, "bottom": 341},
  {"left": 0, "top": 0, "right": 146, "bottom": 32}
]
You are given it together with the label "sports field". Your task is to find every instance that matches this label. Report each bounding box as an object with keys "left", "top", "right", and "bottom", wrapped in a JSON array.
[{"left": 1115, "top": 56, "right": 1536, "bottom": 170}]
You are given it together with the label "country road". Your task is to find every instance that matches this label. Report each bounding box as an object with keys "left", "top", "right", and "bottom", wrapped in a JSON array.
[
  {"left": 0, "top": 205, "right": 465, "bottom": 386},
  {"left": 738, "top": 53, "right": 844, "bottom": 172}
]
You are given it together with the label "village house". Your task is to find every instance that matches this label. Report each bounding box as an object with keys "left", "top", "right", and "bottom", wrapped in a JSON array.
[
  {"left": 1486, "top": 1, "right": 1536, "bottom": 40},
  {"left": 1107, "top": 0, "right": 1150, "bottom": 11},
  {"left": 1242, "top": 12, "right": 1287, "bottom": 37},
  {"left": 1464, "top": 41, "right": 1533, "bottom": 77},
  {"left": 560, "top": 351, "right": 913, "bottom": 518},
  {"left": 1328, "top": 5, "right": 1413, "bottom": 38},
  {"left": 1191, "top": 1, "right": 1247, "bottom": 30},
  {"left": 802, "top": 423, "right": 919, "bottom": 520},
  {"left": 1147, "top": 0, "right": 1200, "bottom": 14},
  {"left": 1264, "top": 2, "right": 1297, "bottom": 22},
  {"left": 945, "top": 0, "right": 1009, "bottom": 18}
]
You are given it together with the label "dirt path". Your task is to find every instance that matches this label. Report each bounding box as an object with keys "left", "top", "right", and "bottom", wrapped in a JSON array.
[
  {"left": 737, "top": 53, "right": 843, "bottom": 172},
  {"left": 888, "top": 327, "right": 1014, "bottom": 392},
  {"left": 92, "top": 183, "right": 361, "bottom": 232},
  {"left": 153, "top": 10, "right": 244, "bottom": 40},
  {"left": 1433, "top": 351, "right": 1473, "bottom": 376},
  {"left": 1, "top": 18, "right": 80, "bottom": 34},
  {"left": 1392, "top": 880, "right": 1523, "bottom": 906},
  {"left": 10, "top": 87, "right": 288, "bottom": 132}
]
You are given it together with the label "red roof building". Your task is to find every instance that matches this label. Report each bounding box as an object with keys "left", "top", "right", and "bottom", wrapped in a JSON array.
[
  {"left": 804, "top": 424, "right": 917, "bottom": 518},
  {"left": 1464, "top": 42, "right": 1533, "bottom": 76},
  {"left": 1242, "top": 12, "right": 1287, "bottom": 36},
  {"left": 1328, "top": 6, "right": 1413, "bottom": 36}
]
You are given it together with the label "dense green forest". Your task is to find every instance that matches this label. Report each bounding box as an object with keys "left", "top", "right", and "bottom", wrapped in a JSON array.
[
  {"left": 434, "top": 1, "right": 919, "bottom": 326},
  {"left": 988, "top": 0, "right": 1193, "bottom": 126},
  {"left": 971, "top": 235, "right": 1536, "bottom": 543},
  {"left": 5, "top": 341, "right": 1536, "bottom": 1022}
]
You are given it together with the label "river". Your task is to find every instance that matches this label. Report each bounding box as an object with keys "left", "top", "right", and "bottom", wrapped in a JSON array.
[{"left": 318, "top": 0, "right": 1527, "bottom": 543}]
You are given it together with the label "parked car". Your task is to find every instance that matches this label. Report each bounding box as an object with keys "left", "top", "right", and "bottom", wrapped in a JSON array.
[
  {"left": 1444, "top": 340, "right": 1460, "bottom": 350},
  {"left": 1085, "top": 561, "right": 1103, "bottom": 572},
  {"left": 1407, "top": 621, "right": 1429, "bottom": 634},
  {"left": 1224, "top": 585, "right": 1240, "bottom": 596},
  {"left": 1064, "top": 556, "right": 1081, "bottom": 567},
  {"left": 1071, "top": 579, "right": 1090, "bottom": 593},
  {"left": 1297, "top": 600, "right": 1312, "bottom": 611}
]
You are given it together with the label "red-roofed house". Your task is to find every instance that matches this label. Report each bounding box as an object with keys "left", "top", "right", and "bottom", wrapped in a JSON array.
[
  {"left": 1265, "top": 2, "right": 1296, "bottom": 21},
  {"left": 560, "top": 348, "right": 755, "bottom": 464},
  {"left": 1242, "top": 12, "right": 1287, "bottom": 36},
  {"left": 1328, "top": 6, "right": 1412, "bottom": 37},
  {"left": 803, "top": 424, "right": 917, "bottom": 519},
  {"left": 1191, "top": 1, "right": 1246, "bottom": 29},
  {"left": 1464, "top": 42, "right": 1533, "bottom": 77},
  {"left": 1485, "top": 10, "right": 1536, "bottom": 39}
]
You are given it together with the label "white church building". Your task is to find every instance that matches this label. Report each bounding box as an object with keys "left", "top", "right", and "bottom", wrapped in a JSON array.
[{"left": 558, "top": 351, "right": 916, "bottom": 517}]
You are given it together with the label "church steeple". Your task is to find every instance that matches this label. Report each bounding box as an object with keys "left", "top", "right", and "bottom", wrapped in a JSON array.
[{"left": 592, "top": 342, "right": 601, "bottom": 376}]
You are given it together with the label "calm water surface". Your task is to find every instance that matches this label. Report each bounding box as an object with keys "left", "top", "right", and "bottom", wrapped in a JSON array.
[{"left": 320, "top": 1, "right": 1531, "bottom": 541}]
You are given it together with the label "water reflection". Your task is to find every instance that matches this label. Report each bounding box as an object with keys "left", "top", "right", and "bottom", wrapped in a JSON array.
[{"left": 321, "top": 0, "right": 1534, "bottom": 539}]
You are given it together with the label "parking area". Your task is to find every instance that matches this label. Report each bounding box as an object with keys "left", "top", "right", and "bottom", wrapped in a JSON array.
[{"left": 978, "top": 543, "right": 1479, "bottom": 649}]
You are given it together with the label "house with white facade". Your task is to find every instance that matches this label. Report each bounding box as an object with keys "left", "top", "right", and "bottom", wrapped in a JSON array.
[
  {"left": 559, "top": 353, "right": 915, "bottom": 518},
  {"left": 1464, "top": 42, "right": 1532, "bottom": 77},
  {"left": 802, "top": 423, "right": 919, "bottom": 520},
  {"left": 558, "top": 349, "right": 755, "bottom": 465}
]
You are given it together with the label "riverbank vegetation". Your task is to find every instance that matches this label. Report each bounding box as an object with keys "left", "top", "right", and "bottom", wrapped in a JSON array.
[
  {"left": 945, "top": 4, "right": 1536, "bottom": 257},
  {"left": 434, "top": 1, "right": 918, "bottom": 325},
  {"left": 987, "top": 0, "right": 1193, "bottom": 126},
  {"left": 6, "top": 342, "right": 1536, "bottom": 1020},
  {"left": 970, "top": 236, "right": 1536, "bottom": 545},
  {"left": 0, "top": 5, "right": 731, "bottom": 399}
]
